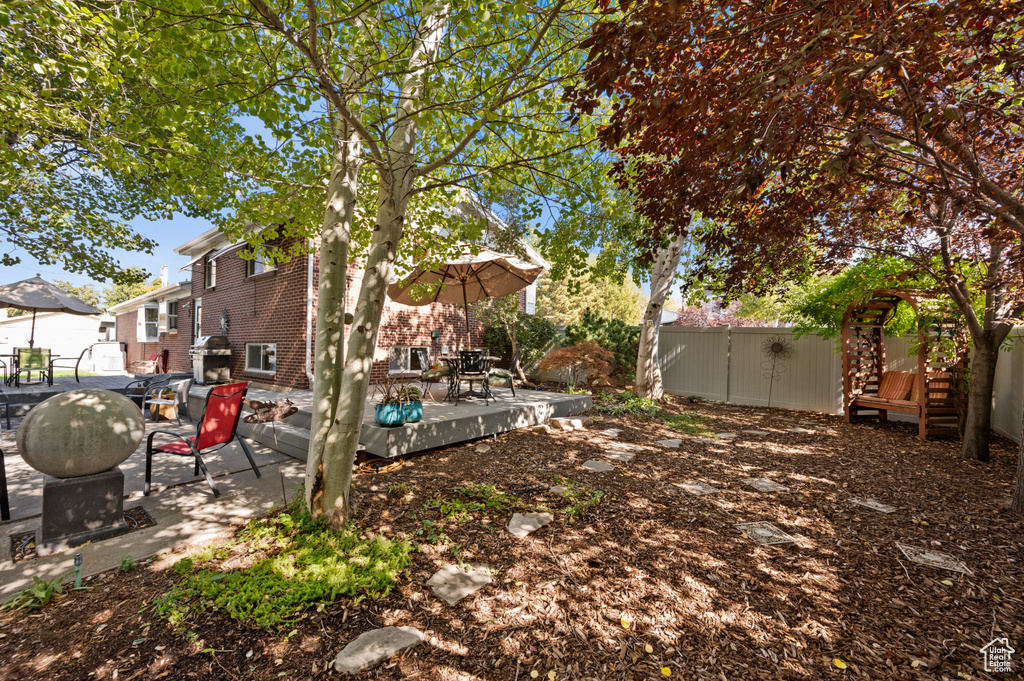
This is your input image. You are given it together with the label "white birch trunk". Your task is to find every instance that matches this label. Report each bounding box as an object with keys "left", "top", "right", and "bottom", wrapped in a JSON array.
[
  {"left": 635, "top": 228, "right": 686, "bottom": 400},
  {"left": 305, "top": 116, "right": 362, "bottom": 515},
  {"left": 313, "top": 4, "right": 449, "bottom": 526}
]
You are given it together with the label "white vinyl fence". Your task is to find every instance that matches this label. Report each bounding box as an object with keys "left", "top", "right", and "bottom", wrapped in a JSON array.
[{"left": 660, "top": 326, "right": 1024, "bottom": 443}]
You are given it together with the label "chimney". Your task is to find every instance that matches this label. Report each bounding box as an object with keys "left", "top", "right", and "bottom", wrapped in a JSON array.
[{"left": 160, "top": 265, "right": 169, "bottom": 287}]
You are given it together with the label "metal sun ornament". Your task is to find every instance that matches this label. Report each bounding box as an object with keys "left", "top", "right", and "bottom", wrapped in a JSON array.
[{"left": 761, "top": 336, "right": 793, "bottom": 409}]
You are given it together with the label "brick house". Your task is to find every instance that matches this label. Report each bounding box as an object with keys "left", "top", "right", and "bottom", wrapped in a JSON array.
[{"left": 113, "top": 226, "right": 541, "bottom": 390}]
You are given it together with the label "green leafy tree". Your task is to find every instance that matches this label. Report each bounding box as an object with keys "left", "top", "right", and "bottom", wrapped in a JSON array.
[
  {"left": 124, "top": 0, "right": 604, "bottom": 526},
  {"left": 564, "top": 308, "right": 641, "bottom": 382},
  {"left": 102, "top": 268, "right": 161, "bottom": 308}
]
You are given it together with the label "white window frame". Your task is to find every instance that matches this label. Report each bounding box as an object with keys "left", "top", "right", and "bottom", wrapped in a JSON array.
[
  {"left": 139, "top": 304, "right": 159, "bottom": 342},
  {"left": 205, "top": 257, "right": 216, "bottom": 288},
  {"left": 194, "top": 297, "right": 202, "bottom": 337},
  {"left": 247, "top": 257, "right": 277, "bottom": 277},
  {"left": 167, "top": 301, "right": 179, "bottom": 332},
  {"left": 245, "top": 343, "right": 276, "bottom": 374},
  {"left": 389, "top": 345, "right": 430, "bottom": 374}
]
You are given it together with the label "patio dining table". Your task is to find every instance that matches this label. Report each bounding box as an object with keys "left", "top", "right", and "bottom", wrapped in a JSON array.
[{"left": 440, "top": 354, "right": 500, "bottom": 403}]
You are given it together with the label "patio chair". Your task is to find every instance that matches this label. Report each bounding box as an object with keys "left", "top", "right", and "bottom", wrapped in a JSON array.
[
  {"left": 0, "top": 388, "right": 9, "bottom": 429},
  {"left": 142, "top": 377, "right": 195, "bottom": 425},
  {"left": 457, "top": 350, "right": 492, "bottom": 405},
  {"left": 13, "top": 347, "right": 52, "bottom": 387},
  {"left": 488, "top": 349, "right": 519, "bottom": 396},
  {"left": 129, "top": 353, "right": 161, "bottom": 375},
  {"left": 48, "top": 344, "right": 94, "bottom": 383},
  {"left": 124, "top": 372, "right": 193, "bottom": 408},
  {"left": 144, "top": 382, "right": 260, "bottom": 498}
]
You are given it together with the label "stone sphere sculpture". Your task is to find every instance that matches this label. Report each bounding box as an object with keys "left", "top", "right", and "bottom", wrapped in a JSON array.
[{"left": 17, "top": 389, "right": 145, "bottom": 478}]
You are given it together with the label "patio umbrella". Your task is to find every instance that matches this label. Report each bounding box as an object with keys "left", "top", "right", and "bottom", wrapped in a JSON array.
[
  {"left": 0, "top": 275, "right": 103, "bottom": 347},
  {"left": 387, "top": 247, "right": 544, "bottom": 347}
]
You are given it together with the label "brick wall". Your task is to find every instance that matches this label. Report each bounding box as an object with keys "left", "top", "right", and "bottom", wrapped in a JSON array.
[
  {"left": 167, "top": 238, "right": 524, "bottom": 390},
  {"left": 116, "top": 305, "right": 192, "bottom": 374}
]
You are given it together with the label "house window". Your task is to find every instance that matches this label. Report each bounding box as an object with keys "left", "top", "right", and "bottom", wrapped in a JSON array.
[
  {"left": 246, "top": 343, "right": 276, "bottom": 373},
  {"left": 389, "top": 346, "right": 429, "bottom": 373},
  {"left": 247, "top": 257, "right": 277, "bottom": 277},
  {"left": 205, "top": 257, "right": 216, "bottom": 288},
  {"left": 144, "top": 306, "right": 159, "bottom": 340},
  {"left": 168, "top": 301, "right": 179, "bottom": 332},
  {"left": 194, "top": 297, "right": 202, "bottom": 337}
]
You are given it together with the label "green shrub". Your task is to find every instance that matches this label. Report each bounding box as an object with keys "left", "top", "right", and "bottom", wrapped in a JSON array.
[
  {"left": 1, "top": 574, "right": 67, "bottom": 610},
  {"left": 483, "top": 312, "right": 559, "bottom": 366},
  {"left": 156, "top": 508, "right": 412, "bottom": 630},
  {"left": 564, "top": 308, "right": 640, "bottom": 381},
  {"left": 595, "top": 390, "right": 662, "bottom": 417}
]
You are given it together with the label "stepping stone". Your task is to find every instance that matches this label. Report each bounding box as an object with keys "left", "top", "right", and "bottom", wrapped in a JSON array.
[
  {"left": 427, "top": 564, "right": 493, "bottom": 605},
  {"left": 476, "top": 444, "right": 492, "bottom": 453},
  {"left": 741, "top": 478, "right": 790, "bottom": 493},
  {"left": 508, "top": 512, "right": 554, "bottom": 539},
  {"left": 605, "top": 450, "right": 635, "bottom": 462},
  {"left": 612, "top": 442, "right": 644, "bottom": 451},
  {"left": 550, "top": 416, "right": 593, "bottom": 431},
  {"left": 799, "top": 420, "right": 817, "bottom": 426},
  {"left": 549, "top": 485, "right": 568, "bottom": 495},
  {"left": 896, "top": 543, "right": 972, "bottom": 575},
  {"left": 850, "top": 497, "right": 897, "bottom": 514},
  {"left": 334, "top": 626, "right": 425, "bottom": 674},
  {"left": 735, "top": 522, "right": 795, "bottom": 545},
  {"left": 655, "top": 439, "right": 682, "bottom": 448},
  {"left": 582, "top": 460, "right": 614, "bottom": 472},
  {"left": 741, "top": 430, "right": 770, "bottom": 436},
  {"left": 675, "top": 481, "right": 720, "bottom": 496},
  {"left": 776, "top": 417, "right": 796, "bottom": 422},
  {"left": 753, "top": 412, "right": 769, "bottom": 416},
  {"left": 532, "top": 424, "right": 552, "bottom": 434},
  {"left": 691, "top": 437, "right": 717, "bottom": 444},
  {"left": 716, "top": 432, "right": 738, "bottom": 439},
  {"left": 786, "top": 428, "right": 816, "bottom": 435},
  {"left": 599, "top": 428, "right": 622, "bottom": 438}
]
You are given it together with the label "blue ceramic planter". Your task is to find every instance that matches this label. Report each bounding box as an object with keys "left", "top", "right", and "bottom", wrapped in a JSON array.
[
  {"left": 375, "top": 402, "right": 406, "bottom": 427},
  {"left": 402, "top": 400, "right": 423, "bottom": 423}
]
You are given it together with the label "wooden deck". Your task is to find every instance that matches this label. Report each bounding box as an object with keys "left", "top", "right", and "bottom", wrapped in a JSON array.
[{"left": 224, "top": 383, "right": 592, "bottom": 459}]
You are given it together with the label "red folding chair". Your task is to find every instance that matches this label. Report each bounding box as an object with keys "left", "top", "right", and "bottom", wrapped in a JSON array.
[{"left": 145, "top": 382, "right": 261, "bottom": 498}]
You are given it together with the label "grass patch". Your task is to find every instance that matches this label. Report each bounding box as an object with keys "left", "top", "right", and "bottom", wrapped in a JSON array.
[
  {"left": 424, "top": 483, "right": 518, "bottom": 521},
  {"left": 663, "top": 412, "right": 716, "bottom": 437},
  {"left": 549, "top": 476, "right": 604, "bottom": 523},
  {"left": 595, "top": 390, "right": 662, "bottom": 417},
  {"left": 156, "top": 505, "right": 412, "bottom": 630}
]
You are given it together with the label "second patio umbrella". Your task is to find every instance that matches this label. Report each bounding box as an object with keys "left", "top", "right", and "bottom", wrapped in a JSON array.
[
  {"left": 0, "top": 275, "right": 103, "bottom": 347},
  {"left": 387, "top": 247, "right": 544, "bottom": 347}
]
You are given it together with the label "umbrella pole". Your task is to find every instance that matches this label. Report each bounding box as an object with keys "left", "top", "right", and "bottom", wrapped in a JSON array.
[
  {"left": 29, "top": 309, "right": 36, "bottom": 348},
  {"left": 463, "top": 284, "right": 471, "bottom": 350}
]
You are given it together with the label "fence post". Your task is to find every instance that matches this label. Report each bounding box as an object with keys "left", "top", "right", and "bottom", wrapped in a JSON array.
[{"left": 724, "top": 325, "right": 732, "bottom": 404}]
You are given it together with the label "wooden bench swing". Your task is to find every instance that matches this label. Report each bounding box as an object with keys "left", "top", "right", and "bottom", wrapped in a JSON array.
[{"left": 842, "top": 289, "right": 966, "bottom": 440}]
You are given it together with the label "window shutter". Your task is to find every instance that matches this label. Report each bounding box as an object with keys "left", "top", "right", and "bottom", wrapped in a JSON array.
[
  {"left": 158, "top": 301, "right": 168, "bottom": 333},
  {"left": 136, "top": 310, "right": 147, "bottom": 342}
]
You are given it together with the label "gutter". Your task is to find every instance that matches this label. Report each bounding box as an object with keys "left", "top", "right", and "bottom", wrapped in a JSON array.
[{"left": 304, "top": 238, "right": 315, "bottom": 387}]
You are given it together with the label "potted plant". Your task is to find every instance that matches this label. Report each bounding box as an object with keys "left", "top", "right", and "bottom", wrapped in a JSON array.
[
  {"left": 400, "top": 385, "right": 424, "bottom": 423},
  {"left": 373, "top": 376, "right": 406, "bottom": 427}
]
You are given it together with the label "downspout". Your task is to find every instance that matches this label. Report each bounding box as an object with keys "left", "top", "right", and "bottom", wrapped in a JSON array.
[{"left": 304, "top": 238, "right": 316, "bottom": 387}]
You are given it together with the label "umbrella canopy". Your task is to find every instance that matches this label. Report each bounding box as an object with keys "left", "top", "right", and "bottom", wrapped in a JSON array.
[
  {"left": 0, "top": 275, "right": 103, "bottom": 347},
  {"left": 387, "top": 247, "right": 544, "bottom": 346}
]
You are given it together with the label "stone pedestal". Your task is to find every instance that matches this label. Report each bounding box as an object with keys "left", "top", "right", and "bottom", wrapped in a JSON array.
[{"left": 36, "top": 467, "right": 128, "bottom": 556}]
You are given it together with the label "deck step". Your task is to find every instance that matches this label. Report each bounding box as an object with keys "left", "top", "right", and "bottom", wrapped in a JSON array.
[{"left": 237, "top": 420, "right": 311, "bottom": 461}]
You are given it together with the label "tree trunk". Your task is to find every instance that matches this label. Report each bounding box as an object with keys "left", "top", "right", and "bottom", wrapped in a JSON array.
[
  {"left": 1014, "top": 418, "right": 1024, "bottom": 514},
  {"left": 635, "top": 230, "right": 685, "bottom": 400},
  {"left": 961, "top": 337, "right": 999, "bottom": 462},
  {"left": 305, "top": 122, "right": 362, "bottom": 516}
]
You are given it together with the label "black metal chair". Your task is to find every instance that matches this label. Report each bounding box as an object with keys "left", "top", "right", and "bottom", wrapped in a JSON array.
[
  {"left": 457, "top": 350, "right": 492, "bottom": 405},
  {"left": 0, "top": 388, "right": 10, "bottom": 429},
  {"left": 49, "top": 344, "right": 94, "bottom": 383}
]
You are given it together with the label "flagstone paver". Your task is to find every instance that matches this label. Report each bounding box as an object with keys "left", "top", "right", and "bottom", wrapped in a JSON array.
[
  {"left": 850, "top": 497, "right": 897, "bottom": 513},
  {"left": 896, "top": 543, "right": 972, "bottom": 574},
  {"left": 692, "top": 437, "right": 717, "bottom": 444},
  {"left": 786, "top": 427, "right": 817, "bottom": 434},
  {"left": 582, "top": 460, "right": 614, "bottom": 472},
  {"left": 599, "top": 428, "right": 622, "bottom": 438},
  {"left": 736, "top": 522, "right": 796, "bottom": 545},
  {"left": 741, "top": 430, "right": 770, "bottom": 436},
  {"left": 475, "top": 444, "right": 491, "bottom": 453},
  {"left": 655, "top": 439, "right": 682, "bottom": 448},
  {"left": 716, "top": 432, "right": 738, "bottom": 439},
  {"left": 549, "top": 485, "right": 568, "bottom": 495},
  {"left": 741, "top": 478, "right": 791, "bottom": 493},
  {"left": 427, "top": 564, "right": 493, "bottom": 605},
  {"left": 605, "top": 450, "right": 635, "bottom": 463},
  {"left": 675, "top": 481, "right": 720, "bottom": 496},
  {"left": 508, "top": 512, "right": 554, "bottom": 539},
  {"left": 334, "top": 626, "right": 425, "bottom": 674},
  {"left": 612, "top": 442, "right": 645, "bottom": 451}
]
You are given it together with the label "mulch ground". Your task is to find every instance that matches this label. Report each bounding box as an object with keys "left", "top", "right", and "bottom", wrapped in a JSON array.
[{"left": 1, "top": 399, "right": 1022, "bottom": 680}]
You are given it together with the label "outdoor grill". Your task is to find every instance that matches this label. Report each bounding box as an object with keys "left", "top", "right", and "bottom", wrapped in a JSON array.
[{"left": 190, "top": 335, "right": 231, "bottom": 385}]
